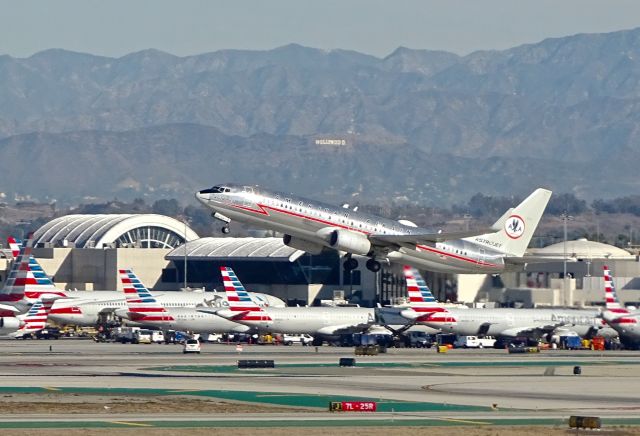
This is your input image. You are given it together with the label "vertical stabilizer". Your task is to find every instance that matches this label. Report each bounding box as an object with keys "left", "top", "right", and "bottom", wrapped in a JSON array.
[
  {"left": 119, "top": 269, "right": 173, "bottom": 322},
  {"left": 467, "top": 188, "right": 552, "bottom": 257}
]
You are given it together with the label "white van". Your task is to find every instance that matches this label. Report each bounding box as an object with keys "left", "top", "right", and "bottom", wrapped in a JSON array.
[
  {"left": 151, "top": 331, "right": 165, "bottom": 344},
  {"left": 455, "top": 336, "right": 496, "bottom": 349},
  {"left": 135, "top": 329, "right": 153, "bottom": 344}
]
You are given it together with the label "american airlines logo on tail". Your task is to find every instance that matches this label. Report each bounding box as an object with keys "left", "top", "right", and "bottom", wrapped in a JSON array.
[
  {"left": 119, "top": 269, "right": 174, "bottom": 322},
  {"left": 19, "top": 300, "right": 53, "bottom": 333},
  {"left": 220, "top": 266, "right": 272, "bottom": 321},
  {"left": 504, "top": 215, "right": 525, "bottom": 239}
]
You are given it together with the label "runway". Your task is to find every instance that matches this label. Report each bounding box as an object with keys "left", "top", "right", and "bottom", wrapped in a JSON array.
[{"left": 0, "top": 338, "right": 639, "bottom": 431}]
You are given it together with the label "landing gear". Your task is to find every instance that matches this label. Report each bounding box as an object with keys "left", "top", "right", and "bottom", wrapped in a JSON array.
[
  {"left": 366, "top": 258, "right": 381, "bottom": 272},
  {"left": 343, "top": 256, "right": 358, "bottom": 271},
  {"left": 221, "top": 226, "right": 230, "bottom": 234}
]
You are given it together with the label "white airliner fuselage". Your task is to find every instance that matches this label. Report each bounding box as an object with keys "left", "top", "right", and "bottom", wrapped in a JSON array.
[
  {"left": 214, "top": 306, "right": 377, "bottom": 336},
  {"left": 196, "top": 184, "right": 551, "bottom": 274},
  {"left": 49, "top": 291, "right": 284, "bottom": 326},
  {"left": 411, "top": 307, "right": 617, "bottom": 339}
]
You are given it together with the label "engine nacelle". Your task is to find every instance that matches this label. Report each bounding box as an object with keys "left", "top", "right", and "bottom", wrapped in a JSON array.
[
  {"left": 0, "top": 317, "right": 21, "bottom": 331},
  {"left": 283, "top": 234, "right": 324, "bottom": 255},
  {"left": 328, "top": 229, "right": 372, "bottom": 256}
]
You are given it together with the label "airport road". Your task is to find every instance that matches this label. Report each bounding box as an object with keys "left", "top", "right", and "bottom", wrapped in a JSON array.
[{"left": 0, "top": 338, "right": 639, "bottom": 432}]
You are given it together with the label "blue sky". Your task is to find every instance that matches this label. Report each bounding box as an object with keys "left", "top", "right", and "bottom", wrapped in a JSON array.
[{"left": 2, "top": 0, "right": 640, "bottom": 58}]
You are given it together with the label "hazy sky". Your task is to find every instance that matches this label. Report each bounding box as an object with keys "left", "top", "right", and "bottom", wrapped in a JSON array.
[{"left": 2, "top": 0, "right": 640, "bottom": 58}]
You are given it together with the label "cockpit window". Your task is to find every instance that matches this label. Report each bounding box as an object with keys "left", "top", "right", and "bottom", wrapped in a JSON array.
[{"left": 200, "top": 186, "right": 231, "bottom": 194}]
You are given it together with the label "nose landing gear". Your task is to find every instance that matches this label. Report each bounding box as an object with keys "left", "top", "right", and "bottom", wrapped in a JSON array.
[{"left": 221, "top": 226, "right": 230, "bottom": 234}]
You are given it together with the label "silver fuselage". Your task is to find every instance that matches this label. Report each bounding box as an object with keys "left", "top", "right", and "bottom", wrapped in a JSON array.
[{"left": 196, "top": 184, "right": 508, "bottom": 274}]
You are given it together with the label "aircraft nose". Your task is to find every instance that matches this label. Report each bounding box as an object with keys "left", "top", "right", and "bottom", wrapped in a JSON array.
[{"left": 195, "top": 190, "right": 209, "bottom": 203}]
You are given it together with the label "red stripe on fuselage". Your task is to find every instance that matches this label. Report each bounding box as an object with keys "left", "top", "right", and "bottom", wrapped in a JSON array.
[{"left": 229, "top": 202, "right": 499, "bottom": 268}]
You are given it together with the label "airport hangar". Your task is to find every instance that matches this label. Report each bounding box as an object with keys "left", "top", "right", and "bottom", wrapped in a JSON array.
[{"left": 1, "top": 213, "right": 640, "bottom": 309}]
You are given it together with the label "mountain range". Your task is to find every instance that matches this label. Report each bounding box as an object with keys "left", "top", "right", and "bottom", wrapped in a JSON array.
[{"left": 1, "top": 27, "right": 640, "bottom": 205}]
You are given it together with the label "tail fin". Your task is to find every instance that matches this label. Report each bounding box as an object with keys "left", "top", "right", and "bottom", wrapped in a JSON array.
[
  {"left": 401, "top": 266, "right": 450, "bottom": 323},
  {"left": 1, "top": 239, "right": 64, "bottom": 302},
  {"left": 604, "top": 266, "right": 628, "bottom": 314},
  {"left": 220, "top": 266, "right": 270, "bottom": 321},
  {"left": 468, "top": 188, "right": 552, "bottom": 257},
  {"left": 119, "top": 269, "right": 174, "bottom": 322},
  {"left": 17, "top": 299, "right": 53, "bottom": 334},
  {"left": 7, "top": 237, "right": 21, "bottom": 259}
]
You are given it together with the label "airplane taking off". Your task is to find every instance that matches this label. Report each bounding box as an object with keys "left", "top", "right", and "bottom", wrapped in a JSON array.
[
  {"left": 601, "top": 266, "right": 640, "bottom": 349},
  {"left": 196, "top": 184, "right": 551, "bottom": 274},
  {"left": 118, "top": 269, "right": 251, "bottom": 334},
  {"left": 204, "top": 266, "right": 377, "bottom": 336},
  {"left": 400, "top": 266, "right": 616, "bottom": 340}
]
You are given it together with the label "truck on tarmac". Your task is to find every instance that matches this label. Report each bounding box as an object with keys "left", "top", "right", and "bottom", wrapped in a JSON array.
[{"left": 455, "top": 336, "right": 496, "bottom": 349}]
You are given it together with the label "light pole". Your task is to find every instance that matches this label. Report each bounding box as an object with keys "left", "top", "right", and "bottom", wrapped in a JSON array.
[
  {"left": 561, "top": 212, "right": 574, "bottom": 306},
  {"left": 183, "top": 218, "right": 189, "bottom": 290}
]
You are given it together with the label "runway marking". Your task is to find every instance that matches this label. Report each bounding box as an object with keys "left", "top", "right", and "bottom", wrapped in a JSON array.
[
  {"left": 435, "top": 417, "right": 491, "bottom": 425},
  {"left": 43, "top": 387, "right": 60, "bottom": 391},
  {"left": 110, "top": 421, "right": 153, "bottom": 427}
]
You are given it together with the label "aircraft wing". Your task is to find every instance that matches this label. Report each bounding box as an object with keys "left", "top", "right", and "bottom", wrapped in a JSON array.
[
  {"left": 316, "top": 323, "right": 373, "bottom": 335},
  {"left": 370, "top": 226, "right": 500, "bottom": 245},
  {"left": 505, "top": 256, "right": 578, "bottom": 265},
  {"left": 500, "top": 323, "right": 564, "bottom": 338}
]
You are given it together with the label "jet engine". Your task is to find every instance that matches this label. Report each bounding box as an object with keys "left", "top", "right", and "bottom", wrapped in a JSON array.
[
  {"left": 328, "top": 229, "right": 371, "bottom": 256},
  {"left": 283, "top": 234, "right": 324, "bottom": 255},
  {"left": 0, "top": 317, "right": 21, "bottom": 331}
]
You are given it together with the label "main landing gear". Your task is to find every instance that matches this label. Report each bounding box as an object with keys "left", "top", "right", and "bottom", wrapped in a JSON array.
[
  {"left": 342, "top": 256, "right": 382, "bottom": 272},
  {"left": 343, "top": 256, "right": 358, "bottom": 271},
  {"left": 366, "top": 258, "right": 381, "bottom": 272},
  {"left": 221, "top": 226, "right": 230, "bottom": 234}
]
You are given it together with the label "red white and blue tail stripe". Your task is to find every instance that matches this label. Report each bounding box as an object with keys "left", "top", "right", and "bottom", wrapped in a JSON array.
[
  {"left": 603, "top": 265, "right": 636, "bottom": 325},
  {"left": 14, "top": 299, "right": 53, "bottom": 335},
  {"left": 402, "top": 266, "right": 454, "bottom": 323},
  {"left": 1, "top": 238, "right": 65, "bottom": 303},
  {"left": 220, "top": 266, "right": 271, "bottom": 321},
  {"left": 119, "top": 269, "right": 174, "bottom": 322}
]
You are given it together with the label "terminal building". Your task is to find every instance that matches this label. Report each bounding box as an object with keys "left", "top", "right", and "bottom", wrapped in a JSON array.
[{"left": 2, "top": 214, "right": 640, "bottom": 309}]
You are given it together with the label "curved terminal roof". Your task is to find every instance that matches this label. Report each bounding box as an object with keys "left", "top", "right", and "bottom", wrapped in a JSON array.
[
  {"left": 529, "top": 238, "right": 632, "bottom": 259},
  {"left": 33, "top": 214, "right": 199, "bottom": 249},
  {"left": 166, "top": 237, "right": 305, "bottom": 262}
]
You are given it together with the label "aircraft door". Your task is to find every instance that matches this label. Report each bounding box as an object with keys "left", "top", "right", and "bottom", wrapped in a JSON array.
[{"left": 477, "top": 248, "right": 486, "bottom": 270}]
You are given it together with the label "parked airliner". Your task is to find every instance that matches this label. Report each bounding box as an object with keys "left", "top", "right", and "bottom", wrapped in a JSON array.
[
  {"left": 118, "top": 268, "right": 251, "bottom": 334},
  {"left": 1, "top": 238, "right": 285, "bottom": 326},
  {"left": 196, "top": 184, "right": 551, "bottom": 273},
  {"left": 203, "top": 266, "right": 377, "bottom": 337},
  {"left": 400, "top": 266, "right": 616, "bottom": 339}
]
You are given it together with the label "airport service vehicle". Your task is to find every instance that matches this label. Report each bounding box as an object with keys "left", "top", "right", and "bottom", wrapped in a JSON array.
[
  {"left": 400, "top": 266, "right": 617, "bottom": 340},
  {"left": 151, "top": 330, "right": 165, "bottom": 343},
  {"left": 196, "top": 184, "right": 551, "bottom": 274},
  {"left": 282, "top": 334, "right": 314, "bottom": 346},
  {"left": 135, "top": 329, "right": 153, "bottom": 344},
  {"left": 601, "top": 266, "right": 640, "bottom": 349},
  {"left": 205, "top": 267, "right": 378, "bottom": 337},
  {"left": 183, "top": 339, "right": 201, "bottom": 354},
  {"left": 118, "top": 269, "right": 251, "bottom": 334},
  {"left": 454, "top": 335, "right": 496, "bottom": 349}
]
